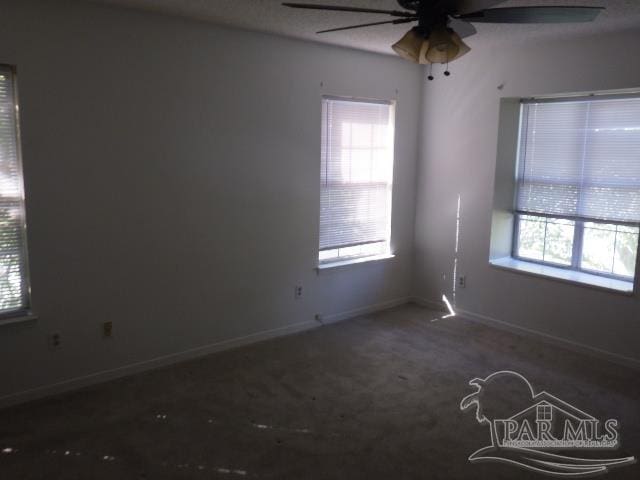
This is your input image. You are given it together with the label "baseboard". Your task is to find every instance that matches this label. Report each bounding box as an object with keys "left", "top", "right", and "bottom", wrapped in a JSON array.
[
  {"left": 412, "top": 297, "right": 640, "bottom": 370},
  {"left": 0, "top": 296, "right": 410, "bottom": 410},
  {"left": 319, "top": 296, "right": 411, "bottom": 324},
  {"left": 409, "top": 296, "right": 446, "bottom": 312}
]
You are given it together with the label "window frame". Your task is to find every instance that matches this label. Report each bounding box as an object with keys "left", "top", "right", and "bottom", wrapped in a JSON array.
[
  {"left": 512, "top": 213, "right": 639, "bottom": 282},
  {"left": 317, "top": 95, "right": 396, "bottom": 266},
  {"left": 0, "top": 64, "right": 33, "bottom": 321}
]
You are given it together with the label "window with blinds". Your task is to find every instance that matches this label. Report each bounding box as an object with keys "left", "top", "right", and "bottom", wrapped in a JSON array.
[
  {"left": 514, "top": 95, "right": 640, "bottom": 280},
  {"left": 319, "top": 96, "right": 395, "bottom": 263},
  {"left": 0, "top": 65, "right": 30, "bottom": 317}
]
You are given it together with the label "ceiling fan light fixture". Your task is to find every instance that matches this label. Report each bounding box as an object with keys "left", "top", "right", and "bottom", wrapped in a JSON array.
[
  {"left": 449, "top": 31, "right": 471, "bottom": 61},
  {"left": 418, "top": 39, "right": 431, "bottom": 65},
  {"left": 391, "top": 28, "right": 425, "bottom": 63},
  {"left": 425, "top": 26, "right": 460, "bottom": 64}
]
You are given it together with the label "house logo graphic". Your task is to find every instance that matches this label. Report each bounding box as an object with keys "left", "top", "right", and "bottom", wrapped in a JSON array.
[{"left": 460, "top": 371, "right": 636, "bottom": 477}]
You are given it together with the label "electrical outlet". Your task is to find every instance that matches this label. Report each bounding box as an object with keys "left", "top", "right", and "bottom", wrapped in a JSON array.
[
  {"left": 49, "top": 332, "right": 61, "bottom": 349},
  {"left": 458, "top": 275, "right": 466, "bottom": 288},
  {"left": 103, "top": 321, "right": 113, "bottom": 337},
  {"left": 294, "top": 285, "right": 303, "bottom": 299}
]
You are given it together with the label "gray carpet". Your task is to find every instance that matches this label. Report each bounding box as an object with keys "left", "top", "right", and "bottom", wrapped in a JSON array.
[{"left": 0, "top": 304, "right": 638, "bottom": 479}]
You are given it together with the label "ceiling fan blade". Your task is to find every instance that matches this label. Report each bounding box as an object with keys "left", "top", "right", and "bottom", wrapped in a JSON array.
[
  {"left": 317, "top": 18, "right": 417, "bottom": 34},
  {"left": 282, "top": 3, "right": 415, "bottom": 18},
  {"left": 459, "top": 6, "right": 604, "bottom": 24},
  {"left": 448, "top": 1, "right": 507, "bottom": 15},
  {"left": 448, "top": 18, "right": 477, "bottom": 39}
]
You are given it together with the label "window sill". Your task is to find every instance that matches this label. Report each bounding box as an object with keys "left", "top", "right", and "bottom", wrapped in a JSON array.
[
  {"left": 316, "top": 253, "right": 395, "bottom": 273},
  {"left": 0, "top": 312, "right": 38, "bottom": 326},
  {"left": 489, "top": 257, "right": 634, "bottom": 294}
]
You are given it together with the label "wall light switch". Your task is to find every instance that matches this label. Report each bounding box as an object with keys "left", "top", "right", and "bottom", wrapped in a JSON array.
[
  {"left": 49, "top": 332, "right": 61, "bottom": 349},
  {"left": 103, "top": 321, "right": 113, "bottom": 337}
]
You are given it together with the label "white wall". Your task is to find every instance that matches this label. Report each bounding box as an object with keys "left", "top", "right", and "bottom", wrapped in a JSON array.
[
  {"left": 0, "top": 0, "right": 422, "bottom": 402},
  {"left": 413, "top": 29, "right": 640, "bottom": 365}
]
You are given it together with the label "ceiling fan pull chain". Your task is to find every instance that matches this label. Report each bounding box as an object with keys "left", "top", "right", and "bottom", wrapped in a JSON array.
[
  {"left": 427, "top": 63, "right": 434, "bottom": 81},
  {"left": 444, "top": 56, "right": 451, "bottom": 77}
]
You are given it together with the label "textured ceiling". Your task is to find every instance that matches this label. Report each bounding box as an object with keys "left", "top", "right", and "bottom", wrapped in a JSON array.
[{"left": 87, "top": 0, "right": 640, "bottom": 55}]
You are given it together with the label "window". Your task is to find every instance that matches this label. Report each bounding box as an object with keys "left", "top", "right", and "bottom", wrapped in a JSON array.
[
  {"left": 0, "top": 65, "right": 30, "bottom": 318},
  {"left": 514, "top": 95, "right": 640, "bottom": 283},
  {"left": 319, "top": 96, "right": 395, "bottom": 264}
]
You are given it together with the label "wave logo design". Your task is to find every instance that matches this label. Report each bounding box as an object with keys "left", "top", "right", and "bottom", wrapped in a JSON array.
[{"left": 460, "top": 371, "right": 636, "bottom": 477}]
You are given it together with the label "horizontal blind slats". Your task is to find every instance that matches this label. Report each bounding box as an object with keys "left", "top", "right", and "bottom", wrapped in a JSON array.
[
  {"left": 320, "top": 98, "right": 393, "bottom": 251},
  {"left": 516, "top": 97, "right": 640, "bottom": 223},
  {"left": 0, "top": 65, "right": 28, "bottom": 315}
]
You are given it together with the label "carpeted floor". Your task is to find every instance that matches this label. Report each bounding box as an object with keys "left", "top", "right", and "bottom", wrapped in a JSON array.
[{"left": 0, "top": 304, "right": 638, "bottom": 479}]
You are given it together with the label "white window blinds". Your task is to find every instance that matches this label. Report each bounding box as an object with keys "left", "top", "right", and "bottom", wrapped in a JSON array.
[
  {"left": 516, "top": 96, "right": 640, "bottom": 224},
  {"left": 0, "top": 66, "right": 30, "bottom": 316},
  {"left": 319, "top": 97, "right": 394, "bottom": 252}
]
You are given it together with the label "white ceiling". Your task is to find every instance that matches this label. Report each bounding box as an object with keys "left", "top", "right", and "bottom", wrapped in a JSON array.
[{"left": 88, "top": 0, "right": 640, "bottom": 55}]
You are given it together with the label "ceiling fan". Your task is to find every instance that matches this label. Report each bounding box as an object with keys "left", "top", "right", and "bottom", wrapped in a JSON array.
[{"left": 282, "top": 1, "right": 604, "bottom": 74}]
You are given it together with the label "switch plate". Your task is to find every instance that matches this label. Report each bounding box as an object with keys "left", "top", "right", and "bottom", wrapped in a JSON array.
[
  {"left": 103, "top": 321, "right": 113, "bottom": 337},
  {"left": 49, "top": 333, "right": 61, "bottom": 349}
]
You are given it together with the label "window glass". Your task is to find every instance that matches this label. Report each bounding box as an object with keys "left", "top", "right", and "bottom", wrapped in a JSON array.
[
  {"left": 581, "top": 222, "right": 639, "bottom": 278},
  {"left": 517, "top": 215, "right": 545, "bottom": 261},
  {"left": 517, "top": 215, "right": 638, "bottom": 280},
  {"left": 614, "top": 226, "right": 639, "bottom": 277},
  {"left": 581, "top": 222, "right": 617, "bottom": 273},
  {"left": 517, "top": 215, "right": 575, "bottom": 265},
  {"left": 543, "top": 218, "right": 574, "bottom": 266}
]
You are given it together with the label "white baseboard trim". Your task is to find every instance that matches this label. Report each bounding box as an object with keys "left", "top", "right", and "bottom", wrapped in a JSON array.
[
  {"left": 409, "top": 296, "right": 446, "bottom": 312},
  {"left": 412, "top": 297, "right": 640, "bottom": 370},
  {"left": 0, "top": 319, "right": 315, "bottom": 410},
  {"left": 0, "top": 297, "right": 410, "bottom": 409},
  {"left": 319, "top": 296, "right": 411, "bottom": 324}
]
